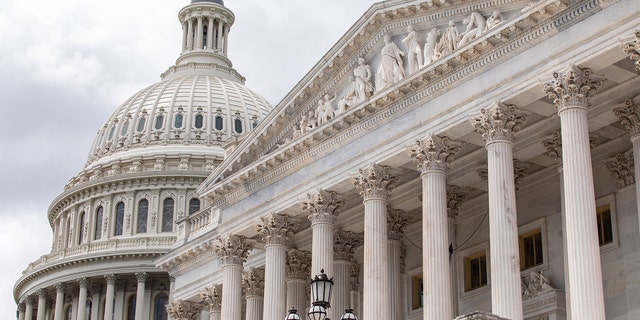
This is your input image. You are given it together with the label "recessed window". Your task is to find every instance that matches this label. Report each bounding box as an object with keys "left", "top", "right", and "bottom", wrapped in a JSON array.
[
  {"left": 519, "top": 228, "right": 543, "bottom": 270},
  {"left": 464, "top": 251, "right": 487, "bottom": 292},
  {"left": 77, "top": 212, "right": 86, "bottom": 244},
  {"left": 127, "top": 295, "right": 136, "bottom": 320},
  {"left": 107, "top": 126, "right": 116, "bottom": 141},
  {"left": 114, "top": 202, "right": 125, "bottom": 236},
  {"left": 137, "top": 199, "right": 149, "bottom": 233},
  {"left": 174, "top": 113, "right": 184, "bottom": 129},
  {"left": 215, "top": 115, "right": 224, "bottom": 130},
  {"left": 189, "top": 198, "right": 201, "bottom": 215},
  {"left": 121, "top": 120, "right": 129, "bottom": 135},
  {"left": 94, "top": 206, "right": 103, "bottom": 240},
  {"left": 154, "top": 294, "right": 169, "bottom": 320},
  {"left": 252, "top": 121, "right": 258, "bottom": 129},
  {"left": 194, "top": 114, "right": 204, "bottom": 129},
  {"left": 154, "top": 114, "right": 164, "bottom": 130},
  {"left": 597, "top": 204, "right": 614, "bottom": 246},
  {"left": 162, "top": 198, "right": 174, "bottom": 232},
  {"left": 411, "top": 274, "right": 423, "bottom": 310},
  {"left": 234, "top": 118, "right": 243, "bottom": 133},
  {"left": 136, "top": 117, "right": 146, "bottom": 132}
]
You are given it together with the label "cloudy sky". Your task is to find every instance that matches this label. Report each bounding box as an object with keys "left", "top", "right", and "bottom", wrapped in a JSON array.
[{"left": 0, "top": 0, "right": 374, "bottom": 315}]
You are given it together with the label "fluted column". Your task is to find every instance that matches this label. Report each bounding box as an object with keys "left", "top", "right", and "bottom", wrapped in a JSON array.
[
  {"left": 302, "top": 189, "right": 343, "bottom": 280},
  {"left": 77, "top": 278, "right": 88, "bottom": 320},
  {"left": 407, "top": 133, "right": 460, "bottom": 320},
  {"left": 201, "top": 284, "right": 222, "bottom": 320},
  {"left": 334, "top": 231, "right": 363, "bottom": 320},
  {"left": 53, "top": 283, "right": 65, "bottom": 320},
  {"left": 206, "top": 17, "right": 215, "bottom": 50},
  {"left": 387, "top": 208, "right": 412, "bottom": 320},
  {"left": 471, "top": 101, "right": 527, "bottom": 320},
  {"left": 186, "top": 18, "right": 194, "bottom": 51},
  {"left": 223, "top": 24, "right": 229, "bottom": 55},
  {"left": 349, "top": 263, "right": 361, "bottom": 317},
  {"left": 544, "top": 65, "right": 605, "bottom": 320},
  {"left": 353, "top": 163, "right": 397, "bottom": 320},
  {"left": 287, "top": 249, "right": 311, "bottom": 313},
  {"left": 216, "top": 20, "right": 223, "bottom": 52},
  {"left": 196, "top": 16, "right": 204, "bottom": 50},
  {"left": 243, "top": 268, "right": 265, "bottom": 320},
  {"left": 181, "top": 20, "right": 188, "bottom": 53},
  {"left": 135, "top": 272, "right": 148, "bottom": 320},
  {"left": 213, "top": 234, "right": 253, "bottom": 320},
  {"left": 35, "top": 289, "right": 46, "bottom": 320},
  {"left": 614, "top": 96, "right": 640, "bottom": 236},
  {"left": 257, "top": 213, "right": 299, "bottom": 320},
  {"left": 446, "top": 185, "right": 467, "bottom": 317},
  {"left": 24, "top": 296, "right": 34, "bottom": 320},
  {"left": 166, "top": 300, "right": 203, "bottom": 320},
  {"left": 103, "top": 274, "right": 116, "bottom": 320}
]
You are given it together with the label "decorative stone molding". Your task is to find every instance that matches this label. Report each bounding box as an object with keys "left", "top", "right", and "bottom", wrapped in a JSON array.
[
  {"left": 213, "top": 234, "right": 253, "bottom": 265},
  {"left": 446, "top": 185, "right": 468, "bottom": 217},
  {"left": 256, "top": 213, "right": 299, "bottom": 247},
  {"left": 334, "top": 230, "right": 363, "bottom": 261},
  {"left": 407, "top": 134, "right": 460, "bottom": 173},
  {"left": 242, "top": 268, "right": 265, "bottom": 297},
  {"left": 522, "top": 270, "right": 557, "bottom": 300},
  {"left": 613, "top": 96, "right": 640, "bottom": 137},
  {"left": 302, "top": 189, "right": 343, "bottom": 223},
  {"left": 77, "top": 277, "right": 88, "bottom": 288},
  {"left": 352, "top": 163, "right": 398, "bottom": 200},
  {"left": 286, "top": 249, "right": 311, "bottom": 280},
  {"left": 543, "top": 64, "right": 603, "bottom": 111},
  {"left": 135, "top": 272, "right": 148, "bottom": 283},
  {"left": 166, "top": 300, "right": 203, "bottom": 320},
  {"left": 387, "top": 207, "right": 414, "bottom": 240},
  {"left": 605, "top": 150, "right": 635, "bottom": 189},
  {"left": 622, "top": 31, "right": 640, "bottom": 72},
  {"left": 201, "top": 284, "right": 223, "bottom": 311},
  {"left": 471, "top": 101, "right": 527, "bottom": 143}
]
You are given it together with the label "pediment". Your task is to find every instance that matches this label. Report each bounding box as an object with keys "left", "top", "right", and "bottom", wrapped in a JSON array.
[{"left": 198, "top": 0, "right": 573, "bottom": 202}]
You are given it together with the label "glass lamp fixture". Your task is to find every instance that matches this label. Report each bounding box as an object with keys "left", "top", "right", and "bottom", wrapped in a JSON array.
[
  {"left": 340, "top": 308, "right": 358, "bottom": 320},
  {"left": 285, "top": 308, "right": 301, "bottom": 320},
  {"left": 310, "top": 269, "right": 334, "bottom": 309},
  {"left": 308, "top": 305, "right": 327, "bottom": 320}
]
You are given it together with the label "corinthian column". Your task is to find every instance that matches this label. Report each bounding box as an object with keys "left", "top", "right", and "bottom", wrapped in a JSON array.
[
  {"left": 353, "top": 163, "right": 397, "bottom": 320},
  {"left": 54, "top": 283, "right": 65, "bottom": 320},
  {"left": 18, "top": 303, "right": 26, "bottom": 320},
  {"left": 135, "top": 272, "right": 148, "bottom": 320},
  {"left": 24, "top": 296, "right": 34, "bottom": 320},
  {"left": 302, "top": 189, "right": 343, "bottom": 278},
  {"left": 286, "top": 249, "right": 311, "bottom": 314},
  {"left": 471, "top": 101, "right": 527, "bottom": 320},
  {"left": 614, "top": 96, "right": 640, "bottom": 235},
  {"left": 166, "top": 300, "right": 203, "bottom": 320},
  {"left": 213, "top": 234, "right": 253, "bottom": 320},
  {"left": 447, "top": 185, "right": 467, "bottom": 317},
  {"left": 407, "top": 133, "right": 459, "bottom": 320},
  {"left": 36, "top": 289, "right": 47, "bottom": 320},
  {"left": 243, "top": 268, "right": 265, "bottom": 320},
  {"left": 103, "top": 274, "right": 116, "bottom": 320},
  {"left": 387, "top": 208, "right": 413, "bottom": 320},
  {"left": 257, "top": 213, "right": 299, "bottom": 320},
  {"left": 334, "top": 230, "right": 363, "bottom": 320},
  {"left": 77, "top": 277, "right": 88, "bottom": 320},
  {"left": 544, "top": 64, "right": 605, "bottom": 320},
  {"left": 201, "top": 284, "right": 222, "bottom": 320}
]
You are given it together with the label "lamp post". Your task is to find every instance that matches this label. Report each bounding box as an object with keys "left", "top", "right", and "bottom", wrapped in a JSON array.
[{"left": 285, "top": 270, "right": 359, "bottom": 320}]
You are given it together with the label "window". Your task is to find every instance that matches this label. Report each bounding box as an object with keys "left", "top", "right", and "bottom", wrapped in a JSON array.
[
  {"left": 464, "top": 252, "right": 487, "bottom": 292},
  {"left": 127, "top": 295, "right": 136, "bottom": 320},
  {"left": 162, "top": 198, "right": 174, "bottom": 232},
  {"left": 174, "top": 113, "right": 184, "bottom": 129},
  {"left": 154, "top": 114, "right": 164, "bottom": 130},
  {"left": 136, "top": 117, "right": 146, "bottom": 132},
  {"left": 189, "top": 198, "right": 201, "bottom": 215},
  {"left": 214, "top": 115, "right": 224, "bottom": 130},
  {"left": 597, "top": 204, "right": 614, "bottom": 246},
  {"left": 137, "top": 199, "right": 149, "bottom": 233},
  {"left": 121, "top": 120, "right": 129, "bottom": 135},
  {"left": 194, "top": 114, "right": 204, "bottom": 129},
  {"left": 411, "top": 274, "right": 423, "bottom": 310},
  {"left": 519, "top": 228, "right": 543, "bottom": 270},
  {"left": 154, "top": 294, "right": 169, "bottom": 320},
  {"left": 94, "top": 206, "right": 103, "bottom": 240},
  {"left": 234, "top": 118, "right": 243, "bottom": 133},
  {"left": 114, "top": 202, "right": 125, "bottom": 236},
  {"left": 78, "top": 212, "right": 86, "bottom": 244},
  {"left": 107, "top": 125, "right": 116, "bottom": 141}
]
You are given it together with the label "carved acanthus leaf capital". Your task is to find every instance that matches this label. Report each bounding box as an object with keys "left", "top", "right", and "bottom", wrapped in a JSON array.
[
  {"left": 543, "top": 64, "right": 603, "bottom": 111},
  {"left": 166, "top": 300, "right": 203, "bottom": 320},
  {"left": 36, "top": 288, "right": 47, "bottom": 298},
  {"left": 104, "top": 274, "right": 117, "bottom": 285},
  {"left": 407, "top": 134, "right": 460, "bottom": 173},
  {"left": 302, "top": 189, "right": 343, "bottom": 223},
  {"left": 242, "top": 268, "right": 265, "bottom": 297},
  {"left": 604, "top": 150, "right": 635, "bottom": 189},
  {"left": 446, "top": 185, "right": 468, "bottom": 217},
  {"left": 213, "top": 234, "right": 253, "bottom": 265},
  {"left": 334, "top": 230, "right": 363, "bottom": 260},
  {"left": 54, "top": 282, "right": 65, "bottom": 293},
  {"left": 542, "top": 130, "right": 563, "bottom": 165},
  {"left": 287, "top": 249, "right": 311, "bottom": 280},
  {"left": 135, "top": 272, "right": 148, "bottom": 283},
  {"left": 200, "top": 284, "right": 222, "bottom": 311},
  {"left": 622, "top": 31, "right": 640, "bottom": 72},
  {"left": 77, "top": 277, "right": 88, "bottom": 288},
  {"left": 256, "top": 213, "right": 299, "bottom": 247},
  {"left": 513, "top": 159, "right": 531, "bottom": 192},
  {"left": 471, "top": 101, "right": 527, "bottom": 144},
  {"left": 613, "top": 97, "right": 640, "bottom": 137},
  {"left": 387, "top": 208, "right": 414, "bottom": 240},
  {"left": 352, "top": 163, "right": 398, "bottom": 200}
]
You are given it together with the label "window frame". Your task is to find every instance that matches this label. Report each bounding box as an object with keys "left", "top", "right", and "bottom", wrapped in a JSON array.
[
  {"left": 596, "top": 194, "right": 619, "bottom": 253},
  {"left": 114, "top": 201, "right": 125, "bottom": 236},
  {"left": 518, "top": 217, "right": 548, "bottom": 274},
  {"left": 457, "top": 241, "right": 490, "bottom": 299},
  {"left": 137, "top": 199, "right": 149, "bottom": 234}
]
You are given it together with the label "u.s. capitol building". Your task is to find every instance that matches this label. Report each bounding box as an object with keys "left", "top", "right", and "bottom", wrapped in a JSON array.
[{"left": 14, "top": 0, "right": 640, "bottom": 320}]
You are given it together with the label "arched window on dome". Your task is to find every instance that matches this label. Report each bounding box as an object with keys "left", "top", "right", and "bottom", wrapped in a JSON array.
[
  {"left": 137, "top": 199, "right": 149, "bottom": 233},
  {"left": 174, "top": 113, "right": 184, "bottom": 129},
  {"left": 162, "top": 198, "right": 174, "bottom": 232},
  {"left": 154, "top": 294, "right": 169, "bottom": 320},
  {"left": 66, "top": 217, "right": 72, "bottom": 248},
  {"left": 136, "top": 117, "right": 146, "bottom": 133},
  {"left": 189, "top": 198, "right": 201, "bottom": 215},
  {"left": 114, "top": 202, "right": 125, "bottom": 236},
  {"left": 94, "top": 206, "right": 103, "bottom": 240},
  {"left": 234, "top": 118, "right": 243, "bottom": 134},
  {"left": 121, "top": 119, "right": 130, "bottom": 136},
  {"left": 214, "top": 115, "right": 224, "bottom": 131},
  {"left": 78, "top": 211, "right": 86, "bottom": 245},
  {"left": 107, "top": 125, "right": 116, "bottom": 142},
  {"left": 194, "top": 114, "right": 204, "bottom": 129},
  {"left": 154, "top": 114, "right": 165, "bottom": 130},
  {"left": 127, "top": 295, "right": 136, "bottom": 320}
]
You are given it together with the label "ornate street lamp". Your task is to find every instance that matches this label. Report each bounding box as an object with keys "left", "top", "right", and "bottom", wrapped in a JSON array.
[
  {"left": 340, "top": 308, "right": 358, "bottom": 320},
  {"left": 308, "top": 305, "right": 328, "bottom": 320},
  {"left": 310, "top": 269, "right": 333, "bottom": 309},
  {"left": 285, "top": 308, "right": 302, "bottom": 320}
]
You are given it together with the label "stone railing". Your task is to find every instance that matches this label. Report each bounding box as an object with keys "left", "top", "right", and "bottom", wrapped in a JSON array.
[{"left": 174, "top": 206, "right": 221, "bottom": 247}]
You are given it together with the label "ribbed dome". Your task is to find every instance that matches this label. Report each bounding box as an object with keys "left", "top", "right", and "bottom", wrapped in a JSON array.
[{"left": 85, "top": 74, "right": 272, "bottom": 171}]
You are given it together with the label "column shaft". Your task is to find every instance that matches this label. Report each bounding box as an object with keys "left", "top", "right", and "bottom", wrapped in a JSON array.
[
  {"left": 36, "top": 291, "right": 46, "bottom": 320},
  {"left": 422, "top": 170, "right": 452, "bottom": 320},
  {"left": 333, "top": 260, "right": 351, "bottom": 319},
  {"left": 104, "top": 278, "right": 115, "bottom": 320},
  {"left": 264, "top": 244, "right": 287, "bottom": 320},
  {"left": 18, "top": 307, "right": 25, "bottom": 320},
  {"left": 182, "top": 21, "right": 188, "bottom": 53},
  {"left": 388, "top": 239, "right": 404, "bottom": 320},
  {"left": 216, "top": 20, "right": 223, "bottom": 51},
  {"left": 448, "top": 214, "right": 459, "bottom": 317},
  {"left": 286, "top": 278, "right": 307, "bottom": 313},
  {"left": 24, "top": 300, "right": 33, "bottom": 320},
  {"left": 246, "top": 295, "right": 264, "bottom": 320},
  {"left": 222, "top": 264, "right": 243, "bottom": 320},
  {"left": 311, "top": 220, "right": 334, "bottom": 283},
  {"left": 632, "top": 136, "right": 640, "bottom": 236},
  {"left": 54, "top": 285, "right": 65, "bottom": 320},
  {"left": 77, "top": 281, "right": 88, "bottom": 320},
  {"left": 223, "top": 25, "right": 229, "bottom": 55},
  {"left": 206, "top": 17, "right": 214, "bottom": 50},
  {"left": 135, "top": 273, "right": 147, "bottom": 320},
  {"left": 186, "top": 18, "right": 194, "bottom": 50},
  {"left": 362, "top": 198, "right": 390, "bottom": 320},
  {"left": 196, "top": 17, "right": 204, "bottom": 50}
]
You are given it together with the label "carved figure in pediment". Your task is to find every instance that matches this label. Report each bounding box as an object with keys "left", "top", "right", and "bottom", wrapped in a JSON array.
[
  {"left": 423, "top": 27, "right": 442, "bottom": 66},
  {"left": 337, "top": 76, "right": 357, "bottom": 116},
  {"left": 523, "top": 270, "right": 555, "bottom": 299},
  {"left": 458, "top": 12, "right": 486, "bottom": 47},
  {"left": 486, "top": 10, "right": 503, "bottom": 30},
  {"left": 354, "top": 57, "right": 374, "bottom": 102},
  {"left": 439, "top": 20, "right": 459, "bottom": 55},
  {"left": 376, "top": 35, "right": 405, "bottom": 91},
  {"left": 322, "top": 94, "right": 336, "bottom": 124},
  {"left": 402, "top": 25, "right": 423, "bottom": 74},
  {"left": 299, "top": 115, "right": 311, "bottom": 136},
  {"left": 315, "top": 98, "right": 326, "bottom": 126}
]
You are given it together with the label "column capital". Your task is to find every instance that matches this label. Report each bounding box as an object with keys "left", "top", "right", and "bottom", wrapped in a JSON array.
[
  {"left": 77, "top": 277, "right": 88, "bottom": 288},
  {"left": 407, "top": 134, "right": 460, "bottom": 173},
  {"left": 242, "top": 268, "right": 265, "bottom": 297},
  {"left": 542, "top": 130, "right": 563, "bottom": 165},
  {"left": 471, "top": 101, "right": 527, "bottom": 144},
  {"left": 446, "top": 185, "right": 468, "bottom": 218},
  {"left": 135, "top": 272, "right": 148, "bottom": 283},
  {"left": 302, "top": 189, "right": 343, "bottom": 223},
  {"left": 286, "top": 249, "right": 311, "bottom": 280},
  {"left": 334, "top": 230, "right": 363, "bottom": 261},
  {"left": 352, "top": 163, "right": 398, "bottom": 200},
  {"left": 25, "top": 295, "right": 36, "bottom": 305},
  {"left": 104, "top": 274, "right": 117, "bottom": 284},
  {"left": 604, "top": 150, "right": 635, "bottom": 189},
  {"left": 613, "top": 97, "right": 640, "bottom": 137},
  {"left": 18, "top": 302, "right": 26, "bottom": 312},
  {"left": 166, "top": 300, "right": 203, "bottom": 320},
  {"left": 213, "top": 234, "right": 253, "bottom": 265},
  {"left": 543, "top": 64, "right": 603, "bottom": 111},
  {"left": 622, "top": 31, "right": 640, "bottom": 72},
  {"left": 36, "top": 288, "right": 47, "bottom": 298},
  {"left": 201, "top": 284, "right": 223, "bottom": 311},
  {"left": 256, "top": 213, "right": 299, "bottom": 247},
  {"left": 387, "top": 208, "right": 414, "bottom": 240},
  {"left": 54, "top": 282, "right": 65, "bottom": 293}
]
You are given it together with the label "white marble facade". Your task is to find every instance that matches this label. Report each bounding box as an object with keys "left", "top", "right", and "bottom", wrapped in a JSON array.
[{"left": 15, "top": 1, "right": 640, "bottom": 320}]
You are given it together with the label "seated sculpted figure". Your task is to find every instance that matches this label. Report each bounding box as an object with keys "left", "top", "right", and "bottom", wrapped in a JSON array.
[
  {"left": 402, "top": 25, "right": 423, "bottom": 74},
  {"left": 485, "top": 10, "right": 503, "bottom": 30},
  {"left": 376, "top": 35, "right": 405, "bottom": 91},
  {"left": 354, "top": 57, "right": 374, "bottom": 102},
  {"left": 458, "top": 12, "right": 486, "bottom": 47},
  {"left": 337, "top": 76, "right": 357, "bottom": 116}
]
